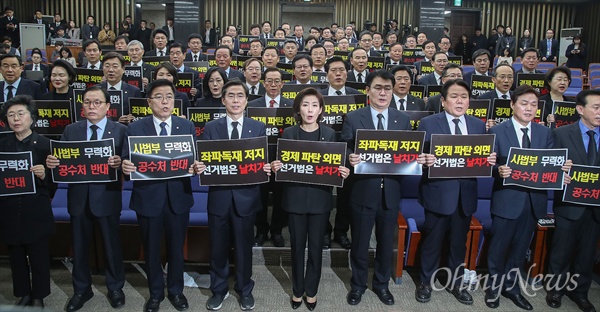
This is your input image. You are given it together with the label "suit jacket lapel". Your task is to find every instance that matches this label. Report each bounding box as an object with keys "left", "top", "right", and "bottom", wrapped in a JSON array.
[
  {"left": 530, "top": 124, "right": 545, "bottom": 148},
  {"left": 76, "top": 120, "right": 88, "bottom": 141},
  {"left": 387, "top": 109, "right": 402, "bottom": 130},
  {"left": 359, "top": 107, "right": 376, "bottom": 129},
  {"left": 437, "top": 113, "right": 451, "bottom": 134},
  {"left": 504, "top": 121, "right": 520, "bottom": 148},
  {"left": 568, "top": 123, "right": 591, "bottom": 164},
  {"left": 143, "top": 117, "right": 157, "bottom": 136},
  {"left": 217, "top": 117, "right": 228, "bottom": 139},
  {"left": 102, "top": 120, "right": 114, "bottom": 139}
]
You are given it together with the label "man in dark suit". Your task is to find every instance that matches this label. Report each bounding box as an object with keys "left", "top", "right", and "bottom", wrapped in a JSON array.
[
  {"left": 485, "top": 85, "right": 556, "bottom": 310},
  {"left": 513, "top": 48, "right": 543, "bottom": 90},
  {"left": 418, "top": 52, "right": 448, "bottom": 86},
  {"left": 99, "top": 52, "right": 142, "bottom": 124},
  {"left": 424, "top": 63, "right": 464, "bottom": 113},
  {"left": 32, "top": 10, "right": 50, "bottom": 38},
  {"left": 258, "top": 21, "right": 272, "bottom": 40},
  {"left": 357, "top": 32, "right": 381, "bottom": 57},
  {"left": 80, "top": 39, "right": 103, "bottom": 69},
  {"left": 214, "top": 45, "right": 244, "bottom": 80},
  {"left": 162, "top": 18, "right": 175, "bottom": 45},
  {"left": 127, "top": 39, "right": 156, "bottom": 91},
  {"left": 539, "top": 29, "right": 559, "bottom": 63},
  {"left": 168, "top": 42, "right": 201, "bottom": 100},
  {"left": 280, "top": 40, "right": 298, "bottom": 65},
  {"left": 81, "top": 15, "right": 99, "bottom": 40},
  {"left": 144, "top": 29, "right": 169, "bottom": 57},
  {"left": 347, "top": 48, "right": 369, "bottom": 83},
  {"left": 0, "top": 7, "right": 19, "bottom": 47},
  {"left": 390, "top": 65, "right": 425, "bottom": 111},
  {"left": 203, "top": 19, "right": 217, "bottom": 47},
  {"left": 202, "top": 80, "right": 271, "bottom": 311},
  {"left": 320, "top": 57, "right": 361, "bottom": 96},
  {"left": 249, "top": 68, "right": 292, "bottom": 247},
  {"left": 463, "top": 49, "right": 492, "bottom": 86},
  {"left": 23, "top": 49, "right": 49, "bottom": 80},
  {"left": 546, "top": 89, "right": 600, "bottom": 312},
  {"left": 0, "top": 54, "right": 43, "bottom": 101},
  {"left": 286, "top": 55, "right": 316, "bottom": 85},
  {"left": 487, "top": 25, "right": 503, "bottom": 59},
  {"left": 46, "top": 85, "right": 127, "bottom": 312},
  {"left": 439, "top": 36, "right": 456, "bottom": 57},
  {"left": 121, "top": 79, "right": 199, "bottom": 312},
  {"left": 415, "top": 79, "right": 495, "bottom": 305},
  {"left": 184, "top": 33, "right": 208, "bottom": 62},
  {"left": 343, "top": 70, "right": 424, "bottom": 306},
  {"left": 293, "top": 25, "right": 305, "bottom": 51},
  {"left": 49, "top": 13, "right": 67, "bottom": 37},
  {"left": 243, "top": 58, "right": 266, "bottom": 96},
  {"left": 478, "top": 64, "right": 514, "bottom": 101}
]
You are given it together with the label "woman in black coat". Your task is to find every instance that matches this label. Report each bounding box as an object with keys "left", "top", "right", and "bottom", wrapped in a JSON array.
[
  {"left": 153, "top": 62, "right": 192, "bottom": 113},
  {"left": 196, "top": 67, "right": 228, "bottom": 107},
  {"left": 0, "top": 95, "right": 55, "bottom": 308},
  {"left": 40, "top": 59, "right": 75, "bottom": 102},
  {"left": 565, "top": 34, "right": 587, "bottom": 70},
  {"left": 271, "top": 88, "right": 350, "bottom": 310}
]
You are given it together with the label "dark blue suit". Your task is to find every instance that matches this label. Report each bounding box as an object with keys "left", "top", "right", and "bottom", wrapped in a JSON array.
[
  {"left": 486, "top": 119, "right": 553, "bottom": 295},
  {"left": 202, "top": 116, "right": 266, "bottom": 297},
  {"left": 417, "top": 112, "right": 486, "bottom": 286},
  {"left": 99, "top": 81, "right": 142, "bottom": 116},
  {"left": 122, "top": 115, "right": 196, "bottom": 300},
  {"left": 0, "top": 78, "right": 43, "bottom": 101},
  {"left": 417, "top": 72, "right": 440, "bottom": 86},
  {"left": 547, "top": 121, "right": 600, "bottom": 297},
  {"left": 61, "top": 119, "right": 127, "bottom": 294},
  {"left": 340, "top": 106, "right": 411, "bottom": 292}
]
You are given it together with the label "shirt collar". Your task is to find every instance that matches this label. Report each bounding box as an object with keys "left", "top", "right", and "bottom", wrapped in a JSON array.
[
  {"left": 153, "top": 115, "right": 172, "bottom": 132},
  {"left": 87, "top": 116, "right": 108, "bottom": 130},
  {"left": 107, "top": 81, "right": 123, "bottom": 90}
]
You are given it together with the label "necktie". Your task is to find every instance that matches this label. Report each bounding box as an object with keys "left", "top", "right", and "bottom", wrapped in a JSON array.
[
  {"left": 35, "top": 64, "right": 39, "bottom": 71},
  {"left": 231, "top": 121, "right": 240, "bottom": 139},
  {"left": 392, "top": 62, "right": 398, "bottom": 65},
  {"left": 159, "top": 122, "right": 167, "bottom": 136},
  {"left": 377, "top": 113, "right": 384, "bottom": 130},
  {"left": 6, "top": 85, "right": 13, "bottom": 100},
  {"left": 453, "top": 118, "right": 462, "bottom": 135},
  {"left": 90, "top": 125, "right": 99, "bottom": 140},
  {"left": 109, "top": 86, "right": 116, "bottom": 91},
  {"left": 438, "top": 77, "right": 442, "bottom": 85},
  {"left": 521, "top": 128, "right": 530, "bottom": 148},
  {"left": 90, "top": 65, "right": 96, "bottom": 70},
  {"left": 587, "top": 130, "right": 597, "bottom": 165},
  {"left": 251, "top": 86, "right": 256, "bottom": 95},
  {"left": 194, "top": 55, "right": 198, "bottom": 62},
  {"left": 269, "top": 99, "right": 276, "bottom": 108},
  {"left": 502, "top": 94, "right": 508, "bottom": 99},
  {"left": 159, "top": 51, "right": 164, "bottom": 57},
  {"left": 398, "top": 99, "right": 405, "bottom": 110},
  {"left": 357, "top": 73, "right": 363, "bottom": 83},
  {"left": 335, "top": 90, "right": 342, "bottom": 96}
]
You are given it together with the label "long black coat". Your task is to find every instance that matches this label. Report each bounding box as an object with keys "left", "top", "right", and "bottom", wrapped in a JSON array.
[{"left": 0, "top": 132, "right": 55, "bottom": 245}]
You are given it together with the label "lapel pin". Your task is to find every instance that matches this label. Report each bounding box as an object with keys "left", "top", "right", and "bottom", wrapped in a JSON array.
[{"left": 108, "top": 131, "right": 111, "bottom": 135}]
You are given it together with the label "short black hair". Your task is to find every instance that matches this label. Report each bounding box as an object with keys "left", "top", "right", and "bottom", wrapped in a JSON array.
[
  {"left": 324, "top": 56, "right": 347, "bottom": 73},
  {"left": 440, "top": 79, "right": 470, "bottom": 99},
  {"left": 432, "top": 51, "right": 448, "bottom": 61},
  {"left": 146, "top": 79, "right": 175, "bottom": 97},
  {"left": 49, "top": 59, "right": 76, "bottom": 84},
  {"left": 422, "top": 40, "right": 436, "bottom": 49},
  {"left": 262, "top": 45, "right": 278, "bottom": 55},
  {"left": 0, "top": 53, "right": 22, "bottom": 65},
  {"left": 187, "top": 33, "right": 203, "bottom": 42},
  {"left": 472, "top": 49, "right": 491, "bottom": 62},
  {"left": 152, "top": 28, "right": 168, "bottom": 39},
  {"left": 263, "top": 67, "right": 283, "bottom": 80},
  {"left": 365, "top": 70, "right": 395, "bottom": 88},
  {"left": 102, "top": 51, "right": 126, "bottom": 67},
  {"left": 442, "top": 63, "right": 463, "bottom": 77},
  {"left": 82, "top": 39, "right": 101, "bottom": 51},
  {"left": 309, "top": 43, "right": 326, "bottom": 55},
  {"left": 576, "top": 89, "right": 600, "bottom": 107},
  {"left": 168, "top": 42, "right": 185, "bottom": 53},
  {"left": 390, "top": 65, "right": 413, "bottom": 83},
  {"left": 544, "top": 66, "right": 571, "bottom": 91},
  {"left": 1, "top": 95, "right": 37, "bottom": 126},
  {"left": 292, "top": 54, "right": 312, "bottom": 68},
  {"left": 521, "top": 47, "right": 539, "bottom": 58},
  {"left": 154, "top": 62, "right": 179, "bottom": 85},
  {"left": 221, "top": 79, "right": 248, "bottom": 98},
  {"left": 203, "top": 67, "right": 228, "bottom": 99},
  {"left": 82, "top": 85, "right": 110, "bottom": 104},
  {"left": 512, "top": 84, "right": 540, "bottom": 103},
  {"left": 114, "top": 35, "right": 129, "bottom": 44}
]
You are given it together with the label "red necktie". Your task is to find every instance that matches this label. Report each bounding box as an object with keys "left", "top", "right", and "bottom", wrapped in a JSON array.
[{"left": 269, "top": 99, "right": 276, "bottom": 108}]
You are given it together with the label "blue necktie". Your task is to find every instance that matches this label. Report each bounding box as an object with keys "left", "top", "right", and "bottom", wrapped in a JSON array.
[{"left": 159, "top": 122, "right": 167, "bottom": 136}]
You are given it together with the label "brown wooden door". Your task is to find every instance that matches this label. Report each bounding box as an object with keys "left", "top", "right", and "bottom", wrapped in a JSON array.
[{"left": 450, "top": 11, "right": 480, "bottom": 46}]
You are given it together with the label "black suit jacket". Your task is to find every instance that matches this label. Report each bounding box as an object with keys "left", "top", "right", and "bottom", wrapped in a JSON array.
[
  {"left": 201, "top": 117, "right": 266, "bottom": 217},
  {"left": 488, "top": 119, "right": 553, "bottom": 219},
  {"left": 538, "top": 38, "right": 559, "bottom": 62},
  {"left": 280, "top": 124, "right": 337, "bottom": 214},
  {"left": 478, "top": 90, "right": 512, "bottom": 100},
  {"left": 122, "top": 116, "right": 196, "bottom": 217},
  {"left": 226, "top": 68, "right": 244, "bottom": 80},
  {"left": 552, "top": 122, "right": 600, "bottom": 220},
  {"left": 340, "top": 106, "right": 411, "bottom": 210},
  {"left": 100, "top": 81, "right": 142, "bottom": 114},
  {"left": 248, "top": 96, "right": 293, "bottom": 108},
  {"left": 61, "top": 119, "right": 127, "bottom": 217},
  {"left": 81, "top": 24, "right": 100, "bottom": 40},
  {"left": 346, "top": 70, "right": 369, "bottom": 83},
  {"left": 184, "top": 52, "right": 208, "bottom": 62},
  {"left": 24, "top": 63, "right": 49, "bottom": 79},
  {"left": 390, "top": 94, "right": 426, "bottom": 111},
  {"left": 0, "top": 79, "right": 43, "bottom": 101},
  {"left": 417, "top": 72, "right": 440, "bottom": 86},
  {"left": 417, "top": 113, "right": 486, "bottom": 216},
  {"left": 203, "top": 28, "right": 217, "bottom": 47}
]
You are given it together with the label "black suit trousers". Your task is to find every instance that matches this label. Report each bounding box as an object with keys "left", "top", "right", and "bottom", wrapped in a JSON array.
[
  {"left": 420, "top": 205, "right": 471, "bottom": 287},
  {"left": 137, "top": 200, "right": 189, "bottom": 299},
  {"left": 486, "top": 196, "right": 536, "bottom": 295},
  {"left": 547, "top": 208, "right": 600, "bottom": 297},
  {"left": 8, "top": 239, "right": 50, "bottom": 299},
  {"left": 289, "top": 211, "right": 329, "bottom": 298},
  {"left": 71, "top": 206, "right": 125, "bottom": 294},
  {"left": 349, "top": 191, "right": 396, "bottom": 292},
  {"left": 209, "top": 201, "right": 255, "bottom": 297}
]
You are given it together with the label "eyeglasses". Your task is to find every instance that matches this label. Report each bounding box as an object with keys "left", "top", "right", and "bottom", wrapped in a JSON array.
[
  {"left": 83, "top": 100, "right": 106, "bottom": 107},
  {"left": 265, "top": 79, "right": 282, "bottom": 85},
  {"left": 149, "top": 94, "right": 174, "bottom": 101},
  {"left": 6, "top": 111, "right": 29, "bottom": 119}
]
